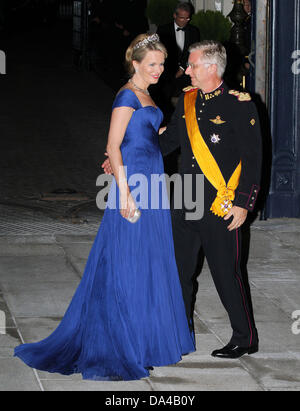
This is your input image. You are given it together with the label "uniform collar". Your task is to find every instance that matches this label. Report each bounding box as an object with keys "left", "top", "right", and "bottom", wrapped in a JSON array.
[{"left": 198, "top": 81, "right": 227, "bottom": 101}]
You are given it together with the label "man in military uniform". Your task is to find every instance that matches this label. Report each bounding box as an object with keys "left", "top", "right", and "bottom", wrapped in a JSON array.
[{"left": 159, "top": 40, "right": 262, "bottom": 359}]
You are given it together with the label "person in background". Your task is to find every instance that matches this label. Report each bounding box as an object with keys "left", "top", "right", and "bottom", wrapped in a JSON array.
[
  {"left": 243, "top": 0, "right": 252, "bottom": 57},
  {"left": 154, "top": 2, "right": 200, "bottom": 122}
]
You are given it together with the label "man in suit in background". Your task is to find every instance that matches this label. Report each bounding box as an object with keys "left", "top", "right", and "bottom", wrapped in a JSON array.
[{"left": 155, "top": 2, "right": 200, "bottom": 122}]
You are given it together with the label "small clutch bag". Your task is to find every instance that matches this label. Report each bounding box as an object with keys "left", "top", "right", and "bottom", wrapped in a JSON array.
[{"left": 126, "top": 208, "right": 141, "bottom": 223}]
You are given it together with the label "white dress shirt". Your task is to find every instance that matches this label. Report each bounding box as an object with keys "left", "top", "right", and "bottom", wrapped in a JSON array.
[{"left": 174, "top": 22, "right": 185, "bottom": 52}]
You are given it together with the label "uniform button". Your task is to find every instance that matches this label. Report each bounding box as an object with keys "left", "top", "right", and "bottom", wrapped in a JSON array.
[
  {"left": 192, "top": 164, "right": 195, "bottom": 167},
  {"left": 250, "top": 203, "right": 253, "bottom": 207},
  {"left": 198, "top": 117, "right": 201, "bottom": 120},
  {"left": 192, "top": 156, "right": 195, "bottom": 159},
  {"left": 202, "top": 103, "right": 205, "bottom": 106},
  {"left": 254, "top": 190, "right": 257, "bottom": 193},
  {"left": 199, "top": 110, "right": 203, "bottom": 113},
  {"left": 251, "top": 196, "right": 255, "bottom": 200}
]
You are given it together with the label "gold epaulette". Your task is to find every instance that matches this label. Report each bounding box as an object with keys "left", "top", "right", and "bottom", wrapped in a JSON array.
[
  {"left": 183, "top": 86, "right": 198, "bottom": 93},
  {"left": 229, "top": 90, "right": 251, "bottom": 102}
]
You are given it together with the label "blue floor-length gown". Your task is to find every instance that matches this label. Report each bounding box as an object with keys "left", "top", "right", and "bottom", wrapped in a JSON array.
[{"left": 14, "top": 89, "right": 195, "bottom": 381}]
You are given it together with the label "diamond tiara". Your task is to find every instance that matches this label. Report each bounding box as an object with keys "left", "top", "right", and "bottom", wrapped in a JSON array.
[{"left": 133, "top": 34, "right": 160, "bottom": 51}]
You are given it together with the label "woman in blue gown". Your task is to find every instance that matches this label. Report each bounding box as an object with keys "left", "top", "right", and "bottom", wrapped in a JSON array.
[{"left": 14, "top": 33, "right": 195, "bottom": 381}]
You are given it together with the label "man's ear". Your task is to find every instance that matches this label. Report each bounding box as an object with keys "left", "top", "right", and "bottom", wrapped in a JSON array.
[{"left": 208, "top": 64, "right": 218, "bottom": 75}]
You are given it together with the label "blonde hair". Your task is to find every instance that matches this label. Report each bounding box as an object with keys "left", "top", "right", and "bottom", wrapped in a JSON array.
[{"left": 125, "top": 33, "right": 168, "bottom": 77}]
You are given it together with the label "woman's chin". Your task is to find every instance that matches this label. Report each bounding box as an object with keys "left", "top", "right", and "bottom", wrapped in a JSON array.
[{"left": 150, "top": 77, "right": 160, "bottom": 84}]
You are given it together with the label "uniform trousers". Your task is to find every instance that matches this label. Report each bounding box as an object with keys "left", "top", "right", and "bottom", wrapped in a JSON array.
[{"left": 171, "top": 208, "right": 258, "bottom": 348}]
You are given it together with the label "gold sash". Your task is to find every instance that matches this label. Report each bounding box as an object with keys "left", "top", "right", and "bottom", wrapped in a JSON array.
[{"left": 184, "top": 89, "right": 241, "bottom": 217}]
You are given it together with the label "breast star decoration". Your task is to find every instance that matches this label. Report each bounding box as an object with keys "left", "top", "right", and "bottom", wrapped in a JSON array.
[{"left": 210, "top": 134, "right": 221, "bottom": 144}]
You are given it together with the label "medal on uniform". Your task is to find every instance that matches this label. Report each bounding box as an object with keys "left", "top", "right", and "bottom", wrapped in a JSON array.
[
  {"left": 210, "top": 134, "right": 221, "bottom": 144},
  {"left": 209, "top": 116, "right": 226, "bottom": 125},
  {"left": 184, "top": 89, "right": 242, "bottom": 218},
  {"left": 220, "top": 199, "right": 233, "bottom": 214}
]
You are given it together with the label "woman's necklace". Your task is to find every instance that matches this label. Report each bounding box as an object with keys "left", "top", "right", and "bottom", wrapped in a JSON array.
[{"left": 128, "top": 78, "right": 150, "bottom": 96}]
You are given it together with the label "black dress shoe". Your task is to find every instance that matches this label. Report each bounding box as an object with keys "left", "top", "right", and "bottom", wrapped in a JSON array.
[{"left": 211, "top": 343, "right": 258, "bottom": 359}]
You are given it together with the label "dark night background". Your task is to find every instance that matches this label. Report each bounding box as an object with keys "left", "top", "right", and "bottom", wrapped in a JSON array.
[{"left": 0, "top": 1, "right": 117, "bottom": 218}]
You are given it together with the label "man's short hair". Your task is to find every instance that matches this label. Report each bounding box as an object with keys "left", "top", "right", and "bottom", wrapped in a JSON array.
[
  {"left": 189, "top": 40, "right": 227, "bottom": 78},
  {"left": 174, "top": 2, "right": 193, "bottom": 16}
]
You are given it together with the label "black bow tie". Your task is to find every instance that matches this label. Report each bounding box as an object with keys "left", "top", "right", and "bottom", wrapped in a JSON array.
[{"left": 176, "top": 27, "right": 186, "bottom": 32}]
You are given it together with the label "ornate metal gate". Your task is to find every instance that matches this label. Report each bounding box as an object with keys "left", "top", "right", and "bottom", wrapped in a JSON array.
[
  {"left": 72, "top": 0, "right": 89, "bottom": 69},
  {"left": 59, "top": 0, "right": 73, "bottom": 19}
]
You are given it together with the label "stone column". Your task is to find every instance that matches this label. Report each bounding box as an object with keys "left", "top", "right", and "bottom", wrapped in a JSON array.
[{"left": 255, "top": 0, "right": 268, "bottom": 102}]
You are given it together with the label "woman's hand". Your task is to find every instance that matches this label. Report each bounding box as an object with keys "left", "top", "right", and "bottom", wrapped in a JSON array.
[
  {"left": 120, "top": 191, "right": 136, "bottom": 220},
  {"left": 159, "top": 126, "right": 167, "bottom": 135},
  {"left": 101, "top": 152, "right": 113, "bottom": 174}
]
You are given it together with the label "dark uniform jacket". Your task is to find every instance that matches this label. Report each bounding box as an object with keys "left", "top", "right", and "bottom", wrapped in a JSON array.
[
  {"left": 159, "top": 82, "right": 262, "bottom": 218},
  {"left": 157, "top": 22, "right": 200, "bottom": 78}
]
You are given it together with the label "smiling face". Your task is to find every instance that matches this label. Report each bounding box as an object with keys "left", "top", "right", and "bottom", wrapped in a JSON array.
[
  {"left": 185, "top": 50, "right": 212, "bottom": 89},
  {"left": 133, "top": 50, "right": 165, "bottom": 87}
]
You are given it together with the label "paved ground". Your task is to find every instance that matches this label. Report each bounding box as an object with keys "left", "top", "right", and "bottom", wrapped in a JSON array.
[
  {"left": 0, "top": 218, "right": 299, "bottom": 391},
  {"left": 0, "top": 21, "right": 299, "bottom": 392}
]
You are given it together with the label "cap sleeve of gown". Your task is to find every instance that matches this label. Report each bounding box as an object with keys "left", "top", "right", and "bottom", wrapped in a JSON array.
[{"left": 112, "top": 89, "right": 140, "bottom": 110}]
